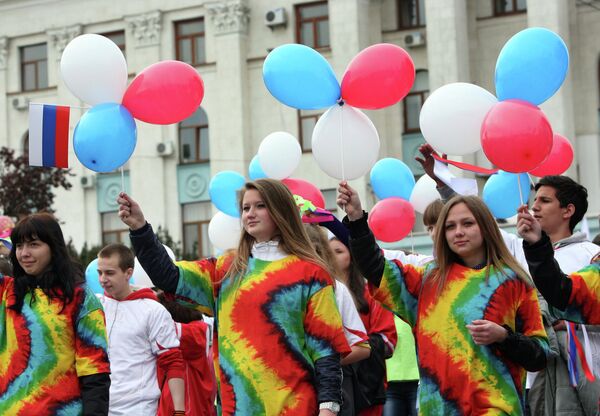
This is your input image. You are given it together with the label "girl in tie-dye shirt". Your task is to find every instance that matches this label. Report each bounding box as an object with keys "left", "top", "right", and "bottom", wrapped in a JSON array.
[
  {"left": 118, "top": 179, "right": 351, "bottom": 416},
  {"left": 338, "top": 186, "right": 550, "bottom": 416},
  {"left": 0, "top": 213, "right": 110, "bottom": 416}
]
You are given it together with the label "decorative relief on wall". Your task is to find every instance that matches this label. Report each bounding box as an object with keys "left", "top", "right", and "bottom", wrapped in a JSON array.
[
  {"left": 126, "top": 10, "right": 162, "bottom": 47},
  {"left": 206, "top": 0, "right": 250, "bottom": 35}
]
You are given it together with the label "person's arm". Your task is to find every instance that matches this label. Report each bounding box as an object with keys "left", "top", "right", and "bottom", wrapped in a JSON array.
[
  {"left": 80, "top": 373, "right": 110, "bottom": 416},
  {"left": 414, "top": 143, "right": 455, "bottom": 202},
  {"left": 334, "top": 282, "right": 370, "bottom": 366},
  {"left": 314, "top": 353, "right": 342, "bottom": 415}
]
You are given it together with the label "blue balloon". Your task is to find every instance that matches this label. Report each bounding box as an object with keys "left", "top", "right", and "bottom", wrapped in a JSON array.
[
  {"left": 248, "top": 155, "right": 267, "bottom": 180},
  {"left": 483, "top": 171, "right": 530, "bottom": 219},
  {"left": 209, "top": 171, "right": 246, "bottom": 217},
  {"left": 263, "top": 44, "right": 341, "bottom": 110},
  {"left": 495, "top": 27, "right": 569, "bottom": 105},
  {"left": 74, "top": 103, "right": 137, "bottom": 173},
  {"left": 370, "top": 158, "right": 416, "bottom": 200},
  {"left": 85, "top": 259, "right": 103, "bottom": 295}
]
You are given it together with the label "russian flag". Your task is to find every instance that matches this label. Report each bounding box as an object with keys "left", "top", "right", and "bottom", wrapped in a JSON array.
[{"left": 28, "top": 103, "right": 70, "bottom": 168}]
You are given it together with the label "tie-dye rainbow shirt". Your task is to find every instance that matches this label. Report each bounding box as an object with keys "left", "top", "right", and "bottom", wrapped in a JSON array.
[
  {"left": 0, "top": 276, "right": 110, "bottom": 415},
  {"left": 371, "top": 260, "right": 549, "bottom": 415},
  {"left": 555, "top": 256, "right": 600, "bottom": 324},
  {"left": 173, "top": 255, "right": 351, "bottom": 416}
]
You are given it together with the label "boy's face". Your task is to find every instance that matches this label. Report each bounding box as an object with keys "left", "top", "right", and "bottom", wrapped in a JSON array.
[
  {"left": 98, "top": 254, "right": 132, "bottom": 299},
  {"left": 531, "top": 186, "right": 573, "bottom": 234}
]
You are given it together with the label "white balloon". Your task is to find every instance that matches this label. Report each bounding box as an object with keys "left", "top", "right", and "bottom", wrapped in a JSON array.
[
  {"left": 419, "top": 82, "right": 497, "bottom": 155},
  {"left": 312, "top": 105, "right": 380, "bottom": 180},
  {"left": 258, "top": 132, "right": 301, "bottom": 179},
  {"left": 409, "top": 175, "right": 441, "bottom": 214},
  {"left": 208, "top": 211, "right": 242, "bottom": 252},
  {"left": 131, "top": 244, "right": 175, "bottom": 287},
  {"left": 60, "top": 34, "right": 128, "bottom": 105}
]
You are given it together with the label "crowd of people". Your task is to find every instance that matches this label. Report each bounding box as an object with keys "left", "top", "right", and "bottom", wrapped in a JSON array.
[{"left": 0, "top": 146, "right": 599, "bottom": 416}]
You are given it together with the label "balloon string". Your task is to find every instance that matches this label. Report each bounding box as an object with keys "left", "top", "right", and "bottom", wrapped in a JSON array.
[
  {"left": 120, "top": 166, "right": 125, "bottom": 193},
  {"left": 410, "top": 230, "right": 414, "bottom": 254},
  {"left": 339, "top": 104, "right": 346, "bottom": 214},
  {"left": 517, "top": 173, "right": 524, "bottom": 206}
]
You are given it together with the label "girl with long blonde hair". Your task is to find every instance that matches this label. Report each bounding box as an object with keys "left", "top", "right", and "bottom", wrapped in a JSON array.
[
  {"left": 337, "top": 183, "right": 549, "bottom": 415},
  {"left": 118, "top": 179, "right": 350, "bottom": 416}
]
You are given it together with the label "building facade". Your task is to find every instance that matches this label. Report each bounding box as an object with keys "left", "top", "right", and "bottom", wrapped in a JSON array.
[{"left": 0, "top": 0, "right": 599, "bottom": 257}]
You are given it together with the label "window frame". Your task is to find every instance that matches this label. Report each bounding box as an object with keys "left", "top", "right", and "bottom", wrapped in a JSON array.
[
  {"left": 100, "top": 30, "right": 126, "bottom": 54},
  {"left": 403, "top": 90, "right": 428, "bottom": 134},
  {"left": 20, "top": 43, "right": 48, "bottom": 92},
  {"left": 101, "top": 212, "right": 130, "bottom": 246},
  {"left": 297, "top": 110, "right": 322, "bottom": 153},
  {"left": 492, "top": 0, "right": 527, "bottom": 16},
  {"left": 181, "top": 203, "right": 211, "bottom": 259},
  {"left": 175, "top": 17, "right": 206, "bottom": 66},
  {"left": 295, "top": 1, "right": 330, "bottom": 50},
  {"left": 178, "top": 108, "right": 209, "bottom": 164},
  {"left": 397, "top": 0, "right": 426, "bottom": 30}
]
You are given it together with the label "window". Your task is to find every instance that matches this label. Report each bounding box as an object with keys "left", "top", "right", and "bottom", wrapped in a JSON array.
[
  {"left": 175, "top": 18, "right": 206, "bottom": 65},
  {"left": 102, "top": 212, "right": 130, "bottom": 245},
  {"left": 321, "top": 189, "right": 338, "bottom": 216},
  {"left": 295, "top": 1, "right": 330, "bottom": 49},
  {"left": 20, "top": 43, "right": 48, "bottom": 91},
  {"left": 298, "top": 110, "right": 322, "bottom": 152},
  {"left": 179, "top": 107, "right": 209, "bottom": 164},
  {"left": 397, "top": 0, "right": 426, "bottom": 29},
  {"left": 182, "top": 202, "right": 212, "bottom": 258},
  {"left": 101, "top": 31, "right": 126, "bottom": 54},
  {"left": 403, "top": 70, "right": 429, "bottom": 133},
  {"left": 493, "top": 0, "right": 527, "bottom": 16}
]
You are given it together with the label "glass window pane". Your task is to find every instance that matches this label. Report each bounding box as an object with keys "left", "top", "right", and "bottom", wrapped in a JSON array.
[
  {"left": 184, "top": 224, "right": 199, "bottom": 257},
  {"left": 37, "top": 60, "right": 48, "bottom": 89},
  {"left": 301, "top": 22, "right": 315, "bottom": 47},
  {"left": 177, "top": 20, "right": 204, "bottom": 36},
  {"left": 102, "top": 212, "right": 123, "bottom": 231},
  {"left": 180, "top": 128, "right": 197, "bottom": 162},
  {"left": 301, "top": 117, "right": 316, "bottom": 150},
  {"left": 300, "top": 4, "right": 328, "bottom": 19},
  {"left": 200, "top": 127, "right": 210, "bottom": 160},
  {"left": 22, "top": 44, "right": 46, "bottom": 61},
  {"left": 516, "top": 0, "right": 527, "bottom": 11},
  {"left": 103, "top": 232, "right": 119, "bottom": 245},
  {"left": 405, "top": 94, "right": 423, "bottom": 130},
  {"left": 194, "top": 36, "right": 206, "bottom": 64},
  {"left": 495, "top": 0, "right": 513, "bottom": 13},
  {"left": 200, "top": 222, "right": 211, "bottom": 257},
  {"left": 412, "top": 70, "right": 429, "bottom": 92},
  {"left": 120, "top": 231, "right": 131, "bottom": 247},
  {"left": 178, "top": 38, "right": 192, "bottom": 64},
  {"left": 181, "top": 107, "right": 207, "bottom": 127},
  {"left": 103, "top": 32, "right": 125, "bottom": 50},
  {"left": 317, "top": 20, "right": 330, "bottom": 47},
  {"left": 183, "top": 202, "right": 212, "bottom": 222},
  {"left": 418, "top": 0, "right": 426, "bottom": 25},
  {"left": 23, "top": 63, "right": 36, "bottom": 90},
  {"left": 400, "top": 0, "right": 418, "bottom": 27}
]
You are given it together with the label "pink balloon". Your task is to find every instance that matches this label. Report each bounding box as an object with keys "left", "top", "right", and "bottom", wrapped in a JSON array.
[
  {"left": 122, "top": 60, "right": 204, "bottom": 125},
  {"left": 341, "top": 44, "right": 415, "bottom": 110},
  {"left": 368, "top": 198, "right": 415, "bottom": 243},
  {"left": 529, "top": 134, "right": 574, "bottom": 177},
  {"left": 282, "top": 178, "right": 326, "bottom": 209},
  {"left": 481, "top": 100, "right": 553, "bottom": 173}
]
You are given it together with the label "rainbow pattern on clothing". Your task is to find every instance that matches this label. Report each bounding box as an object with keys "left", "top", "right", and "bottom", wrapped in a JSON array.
[
  {"left": 174, "top": 255, "right": 350, "bottom": 416},
  {"left": 557, "top": 260, "right": 600, "bottom": 325},
  {"left": 371, "top": 261, "right": 549, "bottom": 415},
  {"left": 0, "top": 276, "right": 110, "bottom": 415}
]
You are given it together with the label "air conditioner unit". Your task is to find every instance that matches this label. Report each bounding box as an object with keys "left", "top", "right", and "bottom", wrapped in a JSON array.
[
  {"left": 265, "top": 7, "right": 287, "bottom": 27},
  {"left": 12, "top": 96, "right": 29, "bottom": 111},
  {"left": 404, "top": 31, "right": 426, "bottom": 47},
  {"left": 156, "top": 141, "right": 174, "bottom": 157},
  {"left": 80, "top": 175, "right": 96, "bottom": 189}
]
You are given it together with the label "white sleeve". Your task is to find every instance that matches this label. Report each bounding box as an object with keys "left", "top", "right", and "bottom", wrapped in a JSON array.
[
  {"left": 334, "top": 282, "right": 368, "bottom": 347},
  {"left": 148, "top": 301, "right": 180, "bottom": 355},
  {"left": 383, "top": 249, "right": 433, "bottom": 267},
  {"left": 500, "top": 228, "right": 528, "bottom": 272}
]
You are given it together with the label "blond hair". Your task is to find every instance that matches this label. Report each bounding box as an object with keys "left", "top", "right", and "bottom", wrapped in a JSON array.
[
  {"left": 303, "top": 224, "right": 341, "bottom": 285},
  {"left": 225, "top": 179, "right": 329, "bottom": 282},
  {"left": 429, "top": 195, "right": 531, "bottom": 293}
]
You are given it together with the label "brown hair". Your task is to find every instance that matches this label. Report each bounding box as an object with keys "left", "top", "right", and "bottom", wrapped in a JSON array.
[
  {"left": 423, "top": 199, "right": 444, "bottom": 227},
  {"left": 303, "top": 224, "right": 341, "bottom": 282},
  {"left": 98, "top": 243, "right": 135, "bottom": 271},
  {"left": 225, "top": 179, "right": 329, "bottom": 282},
  {"left": 429, "top": 195, "right": 531, "bottom": 293}
]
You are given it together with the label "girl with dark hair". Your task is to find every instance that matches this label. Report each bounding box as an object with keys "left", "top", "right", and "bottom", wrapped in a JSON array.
[
  {"left": 0, "top": 213, "right": 111, "bottom": 415},
  {"left": 338, "top": 183, "right": 550, "bottom": 415},
  {"left": 118, "top": 179, "right": 350, "bottom": 416}
]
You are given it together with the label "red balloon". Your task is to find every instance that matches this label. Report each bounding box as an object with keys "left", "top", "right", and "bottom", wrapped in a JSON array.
[
  {"left": 122, "top": 60, "right": 204, "bottom": 125},
  {"left": 341, "top": 44, "right": 415, "bottom": 110},
  {"left": 368, "top": 198, "right": 415, "bottom": 243},
  {"left": 529, "top": 133, "right": 574, "bottom": 177},
  {"left": 481, "top": 100, "right": 553, "bottom": 173},
  {"left": 282, "top": 178, "right": 326, "bottom": 209}
]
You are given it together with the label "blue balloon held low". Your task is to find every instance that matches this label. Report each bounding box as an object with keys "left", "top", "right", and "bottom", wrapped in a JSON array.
[
  {"left": 370, "top": 158, "right": 415, "bottom": 200},
  {"left": 483, "top": 171, "right": 530, "bottom": 219},
  {"left": 209, "top": 171, "right": 246, "bottom": 217},
  {"left": 74, "top": 103, "right": 137, "bottom": 173},
  {"left": 495, "top": 27, "right": 569, "bottom": 105},
  {"left": 263, "top": 44, "right": 341, "bottom": 110},
  {"left": 248, "top": 155, "right": 267, "bottom": 180},
  {"left": 85, "top": 259, "right": 103, "bottom": 295}
]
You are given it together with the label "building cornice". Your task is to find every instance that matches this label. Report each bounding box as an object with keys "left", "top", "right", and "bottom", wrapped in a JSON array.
[{"left": 205, "top": 0, "right": 250, "bottom": 35}]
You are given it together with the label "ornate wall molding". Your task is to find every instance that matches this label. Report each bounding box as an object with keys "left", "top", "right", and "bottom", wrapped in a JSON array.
[
  {"left": 206, "top": 0, "right": 250, "bottom": 35},
  {"left": 0, "top": 37, "right": 7, "bottom": 70},
  {"left": 125, "top": 10, "right": 162, "bottom": 47},
  {"left": 47, "top": 25, "right": 82, "bottom": 60}
]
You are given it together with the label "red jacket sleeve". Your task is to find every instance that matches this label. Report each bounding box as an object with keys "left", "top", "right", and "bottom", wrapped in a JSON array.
[
  {"left": 363, "top": 288, "right": 398, "bottom": 357},
  {"left": 157, "top": 348, "right": 185, "bottom": 380}
]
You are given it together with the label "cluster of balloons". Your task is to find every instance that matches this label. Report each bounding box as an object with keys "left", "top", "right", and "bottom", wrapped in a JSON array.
[
  {"left": 263, "top": 43, "right": 415, "bottom": 181},
  {"left": 418, "top": 27, "right": 573, "bottom": 217},
  {"left": 61, "top": 34, "right": 204, "bottom": 173}
]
